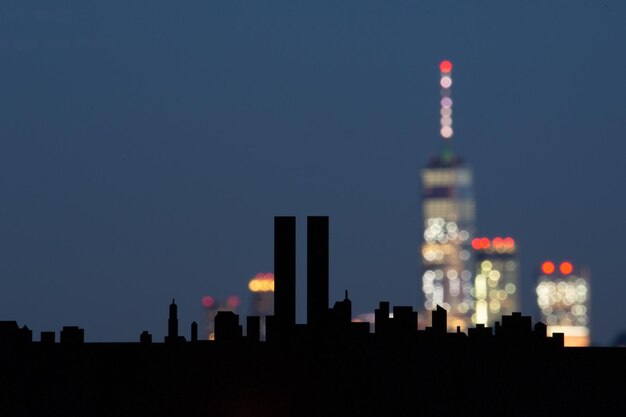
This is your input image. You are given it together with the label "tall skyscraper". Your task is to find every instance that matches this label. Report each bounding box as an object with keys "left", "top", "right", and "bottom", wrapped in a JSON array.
[
  {"left": 471, "top": 237, "right": 519, "bottom": 326},
  {"left": 420, "top": 60, "right": 476, "bottom": 331},
  {"left": 536, "top": 261, "right": 590, "bottom": 347}
]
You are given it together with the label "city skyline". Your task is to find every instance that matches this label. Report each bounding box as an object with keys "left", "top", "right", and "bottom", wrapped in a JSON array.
[
  {"left": 1, "top": 2, "right": 626, "bottom": 346},
  {"left": 5, "top": 217, "right": 617, "bottom": 416}
]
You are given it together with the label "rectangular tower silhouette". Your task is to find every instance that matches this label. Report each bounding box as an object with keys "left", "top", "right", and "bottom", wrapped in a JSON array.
[
  {"left": 307, "top": 216, "right": 329, "bottom": 327},
  {"left": 274, "top": 216, "right": 296, "bottom": 328}
]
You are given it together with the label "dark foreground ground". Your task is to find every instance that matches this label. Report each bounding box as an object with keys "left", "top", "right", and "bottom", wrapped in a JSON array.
[{"left": 2, "top": 337, "right": 625, "bottom": 417}]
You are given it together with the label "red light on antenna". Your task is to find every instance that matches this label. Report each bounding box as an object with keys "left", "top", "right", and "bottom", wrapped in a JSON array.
[
  {"left": 541, "top": 261, "right": 555, "bottom": 275},
  {"left": 560, "top": 262, "right": 574, "bottom": 275},
  {"left": 440, "top": 60, "right": 453, "bottom": 73}
]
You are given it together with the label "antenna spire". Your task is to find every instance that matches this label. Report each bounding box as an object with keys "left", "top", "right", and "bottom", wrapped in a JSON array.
[{"left": 439, "top": 60, "right": 454, "bottom": 140}]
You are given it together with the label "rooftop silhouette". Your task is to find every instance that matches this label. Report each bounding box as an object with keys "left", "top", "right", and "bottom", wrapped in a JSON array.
[{"left": 1, "top": 216, "right": 624, "bottom": 417}]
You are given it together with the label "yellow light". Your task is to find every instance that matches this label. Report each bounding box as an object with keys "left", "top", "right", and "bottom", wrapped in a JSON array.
[
  {"left": 489, "top": 299, "right": 501, "bottom": 312},
  {"left": 248, "top": 280, "right": 260, "bottom": 292},
  {"left": 476, "top": 276, "right": 487, "bottom": 299},
  {"left": 248, "top": 277, "right": 275, "bottom": 292},
  {"left": 476, "top": 301, "right": 488, "bottom": 324}
]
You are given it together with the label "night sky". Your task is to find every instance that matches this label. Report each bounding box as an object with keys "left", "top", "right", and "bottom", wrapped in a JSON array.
[{"left": 2, "top": 1, "right": 625, "bottom": 346}]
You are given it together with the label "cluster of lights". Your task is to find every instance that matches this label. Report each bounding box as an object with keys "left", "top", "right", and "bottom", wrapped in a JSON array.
[
  {"left": 422, "top": 268, "right": 473, "bottom": 313},
  {"left": 424, "top": 218, "right": 469, "bottom": 245},
  {"left": 248, "top": 272, "right": 275, "bottom": 293},
  {"left": 541, "top": 261, "right": 574, "bottom": 275},
  {"left": 439, "top": 60, "right": 454, "bottom": 139},
  {"left": 536, "top": 278, "right": 588, "bottom": 327},
  {"left": 472, "top": 260, "right": 517, "bottom": 325},
  {"left": 422, "top": 216, "right": 473, "bottom": 314},
  {"left": 471, "top": 237, "right": 516, "bottom": 253}
]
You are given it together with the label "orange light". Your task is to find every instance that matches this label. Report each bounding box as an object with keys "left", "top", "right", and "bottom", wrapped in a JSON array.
[
  {"left": 492, "top": 237, "right": 503, "bottom": 249},
  {"left": 440, "top": 60, "right": 453, "bottom": 73},
  {"left": 480, "top": 237, "right": 490, "bottom": 249},
  {"left": 559, "top": 261, "right": 574, "bottom": 275},
  {"left": 541, "top": 261, "right": 555, "bottom": 275},
  {"left": 504, "top": 237, "right": 515, "bottom": 249}
]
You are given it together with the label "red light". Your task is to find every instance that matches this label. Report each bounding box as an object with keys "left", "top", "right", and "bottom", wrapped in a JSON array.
[
  {"left": 440, "top": 60, "right": 453, "bottom": 73},
  {"left": 471, "top": 238, "right": 482, "bottom": 250},
  {"left": 560, "top": 262, "right": 574, "bottom": 275},
  {"left": 504, "top": 237, "right": 515, "bottom": 249},
  {"left": 227, "top": 295, "right": 240, "bottom": 308},
  {"left": 201, "top": 295, "right": 214, "bottom": 309},
  {"left": 480, "top": 237, "right": 490, "bottom": 249},
  {"left": 541, "top": 261, "right": 555, "bottom": 275},
  {"left": 492, "top": 237, "right": 503, "bottom": 248}
]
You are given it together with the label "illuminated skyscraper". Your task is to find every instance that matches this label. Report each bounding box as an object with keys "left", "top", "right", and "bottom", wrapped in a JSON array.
[
  {"left": 420, "top": 60, "right": 476, "bottom": 331},
  {"left": 536, "top": 261, "right": 590, "bottom": 347},
  {"left": 471, "top": 237, "right": 519, "bottom": 326}
]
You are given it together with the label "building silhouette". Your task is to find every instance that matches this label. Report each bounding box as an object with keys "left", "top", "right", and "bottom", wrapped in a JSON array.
[
  {"left": 201, "top": 293, "right": 241, "bottom": 340},
  {"left": 0, "top": 215, "right": 624, "bottom": 417}
]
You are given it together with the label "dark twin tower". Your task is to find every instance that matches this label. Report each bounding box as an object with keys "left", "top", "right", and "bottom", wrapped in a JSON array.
[{"left": 272, "top": 216, "right": 330, "bottom": 336}]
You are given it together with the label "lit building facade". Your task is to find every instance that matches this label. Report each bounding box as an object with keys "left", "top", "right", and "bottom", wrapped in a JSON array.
[
  {"left": 420, "top": 60, "right": 476, "bottom": 331},
  {"left": 471, "top": 237, "right": 519, "bottom": 326},
  {"left": 536, "top": 261, "right": 590, "bottom": 347},
  {"left": 420, "top": 150, "right": 476, "bottom": 331}
]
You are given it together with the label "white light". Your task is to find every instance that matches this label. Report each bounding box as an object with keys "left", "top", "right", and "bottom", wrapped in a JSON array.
[
  {"left": 440, "top": 117, "right": 453, "bottom": 127},
  {"left": 440, "top": 126, "right": 453, "bottom": 138},
  {"left": 440, "top": 76, "right": 452, "bottom": 88}
]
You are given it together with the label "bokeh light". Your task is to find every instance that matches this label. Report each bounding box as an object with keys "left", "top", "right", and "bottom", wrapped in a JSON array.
[
  {"left": 542, "top": 261, "right": 555, "bottom": 275},
  {"left": 201, "top": 295, "right": 215, "bottom": 308},
  {"left": 227, "top": 295, "right": 241, "bottom": 308},
  {"left": 439, "top": 60, "right": 453, "bottom": 73},
  {"left": 440, "top": 126, "right": 453, "bottom": 138},
  {"left": 560, "top": 261, "right": 574, "bottom": 275}
]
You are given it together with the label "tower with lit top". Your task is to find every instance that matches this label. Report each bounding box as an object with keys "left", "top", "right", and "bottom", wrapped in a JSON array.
[
  {"left": 536, "top": 261, "right": 590, "bottom": 347},
  {"left": 420, "top": 60, "right": 476, "bottom": 331},
  {"left": 248, "top": 272, "right": 275, "bottom": 340}
]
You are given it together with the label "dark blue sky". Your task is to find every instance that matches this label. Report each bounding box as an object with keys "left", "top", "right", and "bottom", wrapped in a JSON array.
[{"left": 1, "top": 1, "right": 625, "bottom": 345}]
